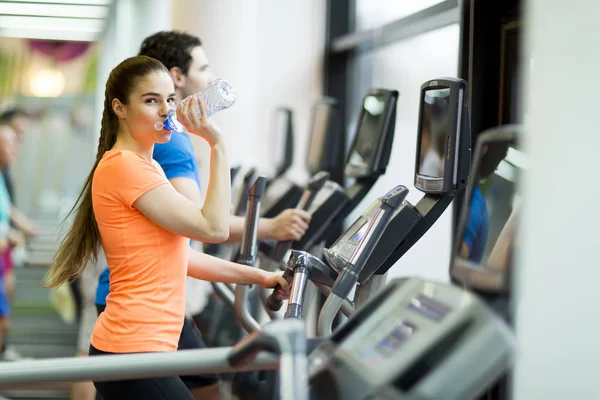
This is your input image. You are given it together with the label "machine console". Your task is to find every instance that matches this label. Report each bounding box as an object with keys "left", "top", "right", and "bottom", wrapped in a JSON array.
[
  {"left": 323, "top": 185, "right": 407, "bottom": 274},
  {"left": 309, "top": 278, "right": 514, "bottom": 400}
]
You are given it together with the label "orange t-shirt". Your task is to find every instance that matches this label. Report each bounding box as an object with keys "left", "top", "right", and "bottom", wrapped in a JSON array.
[{"left": 90, "top": 150, "right": 188, "bottom": 353}]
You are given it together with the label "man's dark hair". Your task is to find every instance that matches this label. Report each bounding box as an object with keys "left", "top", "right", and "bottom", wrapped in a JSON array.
[
  {"left": 478, "top": 142, "right": 510, "bottom": 180},
  {"left": 0, "top": 107, "right": 28, "bottom": 125},
  {"left": 139, "top": 31, "right": 202, "bottom": 75}
]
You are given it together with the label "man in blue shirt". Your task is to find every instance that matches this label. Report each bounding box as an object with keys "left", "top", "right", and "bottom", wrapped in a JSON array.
[
  {"left": 93, "top": 31, "right": 310, "bottom": 399},
  {"left": 461, "top": 184, "right": 488, "bottom": 263},
  {"left": 460, "top": 141, "right": 509, "bottom": 264}
]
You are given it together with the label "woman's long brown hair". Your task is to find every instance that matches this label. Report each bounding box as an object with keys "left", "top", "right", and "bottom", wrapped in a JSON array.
[{"left": 45, "top": 55, "right": 168, "bottom": 288}]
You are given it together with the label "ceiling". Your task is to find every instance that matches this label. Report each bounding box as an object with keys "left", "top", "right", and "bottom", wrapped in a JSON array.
[{"left": 0, "top": 0, "right": 113, "bottom": 42}]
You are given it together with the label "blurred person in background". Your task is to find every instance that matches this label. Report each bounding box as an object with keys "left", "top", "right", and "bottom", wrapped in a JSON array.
[
  {"left": 0, "top": 109, "right": 39, "bottom": 361},
  {"left": 0, "top": 124, "right": 20, "bottom": 361},
  {"left": 460, "top": 141, "right": 510, "bottom": 263},
  {"left": 0, "top": 108, "right": 40, "bottom": 238}
]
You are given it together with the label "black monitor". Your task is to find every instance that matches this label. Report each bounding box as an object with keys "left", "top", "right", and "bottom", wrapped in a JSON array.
[
  {"left": 361, "top": 78, "right": 470, "bottom": 282},
  {"left": 270, "top": 107, "right": 294, "bottom": 178},
  {"left": 346, "top": 89, "right": 398, "bottom": 179},
  {"left": 306, "top": 98, "right": 340, "bottom": 176},
  {"left": 415, "top": 78, "right": 470, "bottom": 194},
  {"left": 451, "top": 125, "right": 523, "bottom": 295}
]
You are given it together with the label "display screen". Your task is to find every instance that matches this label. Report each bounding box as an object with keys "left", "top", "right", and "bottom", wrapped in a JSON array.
[
  {"left": 375, "top": 321, "right": 417, "bottom": 357},
  {"left": 456, "top": 143, "right": 524, "bottom": 278},
  {"left": 326, "top": 219, "right": 366, "bottom": 263},
  {"left": 350, "top": 221, "right": 368, "bottom": 244},
  {"left": 407, "top": 295, "right": 452, "bottom": 322},
  {"left": 417, "top": 88, "right": 451, "bottom": 179},
  {"left": 326, "top": 200, "right": 382, "bottom": 266},
  {"left": 306, "top": 103, "right": 332, "bottom": 173},
  {"left": 358, "top": 320, "right": 417, "bottom": 362},
  {"left": 347, "top": 94, "right": 388, "bottom": 170}
]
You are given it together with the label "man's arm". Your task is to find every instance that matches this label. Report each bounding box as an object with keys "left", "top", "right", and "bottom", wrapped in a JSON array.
[
  {"left": 169, "top": 177, "right": 311, "bottom": 243},
  {"left": 227, "top": 210, "right": 311, "bottom": 242},
  {"left": 460, "top": 242, "right": 470, "bottom": 259}
]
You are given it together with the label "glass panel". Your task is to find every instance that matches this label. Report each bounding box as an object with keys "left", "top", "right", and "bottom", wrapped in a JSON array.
[
  {"left": 356, "top": 0, "right": 446, "bottom": 31},
  {"left": 459, "top": 143, "right": 524, "bottom": 270}
]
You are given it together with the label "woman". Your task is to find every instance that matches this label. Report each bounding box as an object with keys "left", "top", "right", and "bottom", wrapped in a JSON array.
[{"left": 45, "top": 55, "right": 286, "bottom": 399}]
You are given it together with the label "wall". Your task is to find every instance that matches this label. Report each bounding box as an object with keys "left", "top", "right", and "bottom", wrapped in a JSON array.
[
  {"left": 513, "top": 0, "right": 600, "bottom": 398},
  {"left": 171, "top": 0, "right": 326, "bottom": 192}
]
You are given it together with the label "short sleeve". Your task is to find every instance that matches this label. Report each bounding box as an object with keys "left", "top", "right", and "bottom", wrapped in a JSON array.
[
  {"left": 462, "top": 186, "right": 486, "bottom": 260},
  {"left": 98, "top": 151, "right": 169, "bottom": 208}
]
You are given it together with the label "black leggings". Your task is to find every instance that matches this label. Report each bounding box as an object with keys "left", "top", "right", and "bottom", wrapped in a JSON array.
[{"left": 89, "top": 345, "right": 195, "bottom": 400}]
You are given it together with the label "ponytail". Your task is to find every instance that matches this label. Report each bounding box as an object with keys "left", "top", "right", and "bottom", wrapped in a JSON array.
[{"left": 44, "top": 97, "right": 115, "bottom": 288}]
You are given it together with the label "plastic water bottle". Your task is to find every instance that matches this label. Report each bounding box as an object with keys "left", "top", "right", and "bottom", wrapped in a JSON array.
[{"left": 154, "top": 78, "right": 236, "bottom": 132}]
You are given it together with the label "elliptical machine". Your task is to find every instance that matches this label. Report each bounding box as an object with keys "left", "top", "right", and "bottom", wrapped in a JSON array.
[
  {"left": 267, "top": 78, "right": 472, "bottom": 333},
  {"left": 257, "top": 88, "right": 400, "bottom": 326},
  {"left": 260, "top": 98, "right": 344, "bottom": 219},
  {"left": 233, "top": 125, "right": 520, "bottom": 400},
  {"left": 212, "top": 87, "right": 400, "bottom": 350}
]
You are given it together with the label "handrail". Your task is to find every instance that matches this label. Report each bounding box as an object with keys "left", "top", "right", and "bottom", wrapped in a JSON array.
[{"left": 0, "top": 348, "right": 278, "bottom": 389}]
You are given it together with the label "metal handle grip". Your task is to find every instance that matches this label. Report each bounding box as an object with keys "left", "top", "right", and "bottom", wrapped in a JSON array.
[
  {"left": 285, "top": 266, "right": 310, "bottom": 319},
  {"left": 233, "top": 168, "right": 258, "bottom": 216},
  {"left": 266, "top": 266, "right": 295, "bottom": 311},
  {"left": 237, "top": 176, "right": 267, "bottom": 266},
  {"left": 268, "top": 171, "right": 329, "bottom": 262}
]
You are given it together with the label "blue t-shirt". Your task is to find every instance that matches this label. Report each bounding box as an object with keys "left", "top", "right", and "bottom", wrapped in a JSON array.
[
  {"left": 95, "top": 131, "right": 201, "bottom": 306},
  {"left": 462, "top": 184, "right": 489, "bottom": 264}
]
